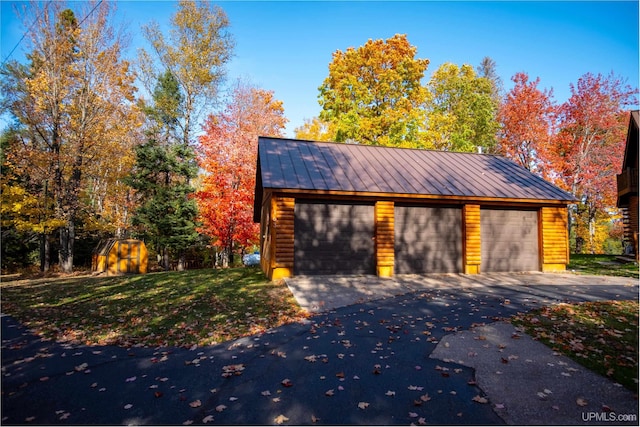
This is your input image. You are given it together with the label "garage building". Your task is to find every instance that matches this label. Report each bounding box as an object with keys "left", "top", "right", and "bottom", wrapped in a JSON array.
[{"left": 253, "top": 137, "right": 576, "bottom": 280}]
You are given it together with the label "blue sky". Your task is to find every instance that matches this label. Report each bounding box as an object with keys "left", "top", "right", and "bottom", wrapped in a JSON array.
[{"left": 2, "top": 1, "right": 639, "bottom": 137}]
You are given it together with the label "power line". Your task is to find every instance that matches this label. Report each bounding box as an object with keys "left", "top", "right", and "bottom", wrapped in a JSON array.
[
  {"left": 2, "top": 1, "right": 52, "bottom": 65},
  {"left": 2, "top": 0, "right": 103, "bottom": 66}
]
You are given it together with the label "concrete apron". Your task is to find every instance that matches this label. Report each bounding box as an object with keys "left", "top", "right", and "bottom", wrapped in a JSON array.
[
  {"left": 284, "top": 272, "right": 637, "bottom": 313},
  {"left": 285, "top": 273, "right": 639, "bottom": 425}
]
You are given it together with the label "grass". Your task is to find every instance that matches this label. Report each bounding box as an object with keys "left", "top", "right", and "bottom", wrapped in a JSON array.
[
  {"left": 512, "top": 300, "right": 639, "bottom": 391},
  {"left": 0, "top": 267, "right": 307, "bottom": 348},
  {"left": 568, "top": 254, "right": 639, "bottom": 278}
]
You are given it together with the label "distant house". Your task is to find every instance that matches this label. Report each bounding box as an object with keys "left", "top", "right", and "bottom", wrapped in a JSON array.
[
  {"left": 253, "top": 137, "right": 576, "bottom": 280},
  {"left": 616, "top": 110, "right": 639, "bottom": 260}
]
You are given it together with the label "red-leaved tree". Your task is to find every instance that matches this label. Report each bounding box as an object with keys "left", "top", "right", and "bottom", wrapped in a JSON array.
[
  {"left": 497, "top": 72, "right": 557, "bottom": 178},
  {"left": 196, "top": 81, "right": 287, "bottom": 265},
  {"left": 551, "top": 72, "right": 637, "bottom": 253}
]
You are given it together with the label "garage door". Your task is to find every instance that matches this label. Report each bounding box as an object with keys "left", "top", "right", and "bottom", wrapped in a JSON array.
[
  {"left": 395, "top": 206, "right": 462, "bottom": 274},
  {"left": 481, "top": 209, "right": 539, "bottom": 272},
  {"left": 294, "top": 201, "right": 375, "bottom": 275}
]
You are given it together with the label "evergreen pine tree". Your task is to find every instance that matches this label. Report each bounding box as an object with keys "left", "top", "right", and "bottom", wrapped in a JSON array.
[{"left": 127, "top": 71, "right": 199, "bottom": 270}]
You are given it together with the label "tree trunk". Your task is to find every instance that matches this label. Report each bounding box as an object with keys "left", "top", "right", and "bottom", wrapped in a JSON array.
[
  {"left": 59, "top": 221, "right": 74, "bottom": 273},
  {"left": 177, "top": 252, "right": 185, "bottom": 271},
  {"left": 163, "top": 247, "right": 170, "bottom": 271},
  {"left": 227, "top": 242, "right": 234, "bottom": 266},
  {"left": 40, "top": 233, "right": 50, "bottom": 272}
]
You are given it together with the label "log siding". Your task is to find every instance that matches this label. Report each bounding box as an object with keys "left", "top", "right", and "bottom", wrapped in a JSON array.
[
  {"left": 463, "top": 204, "right": 481, "bottom": 274},
  {"left": 375, "top": 201, "right": 395, "bottom": 277},
  {"left": 540, "top": 206, "right": 569, "bottom": 272}
]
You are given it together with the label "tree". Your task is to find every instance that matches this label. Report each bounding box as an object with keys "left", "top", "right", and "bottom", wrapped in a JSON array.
[
  {"left": 294, "top": 117, "right": 337, "bottom": 142},
  {"left": 127, "top": 71, "right": 199, "bottom": 271},
  {"left": 426, "top": 62, "right": 500, "bottom": 152},
  {"left": 1, "top": 1, "right": 140, "bottom": 272},
  {"left": 318, "top": 34, "right": 430, "bottom": 147},
  {"left": 497, "top": 72, "right": 557, "bottom": 177},
  {"left": 551, "top": 72, "right": 638, "bottom": 253},
  {"left": 476, "top": 56, "right": 503, "bottom": 106},
  {"left": 139, "top": 0, "right": 234, "bottom": 149},
  {"left": 196, "top": 81, "right": 287, "bottom": 265}
]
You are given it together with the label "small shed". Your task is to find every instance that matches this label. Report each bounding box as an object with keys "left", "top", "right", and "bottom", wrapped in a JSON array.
[
  {"left": 253, "top": 137, "right": 577, "bottom": 280},
  {"left": 92, "top": 239, "right": 148, "bottom": 275}
]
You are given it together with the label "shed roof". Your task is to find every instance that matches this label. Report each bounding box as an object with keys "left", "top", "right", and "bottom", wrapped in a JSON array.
[{"left": 255, "top": 137, "right": 576, "bottom": 216}]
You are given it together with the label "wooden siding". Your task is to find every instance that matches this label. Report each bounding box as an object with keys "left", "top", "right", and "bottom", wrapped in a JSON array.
[
  {"left": 270, "top": 196, "right": 295, "bottom": 280},
  {"left": 259, "top": 192, "right": 272, "bottom": 276},
  {"left": 375, "top": 201, "right": 395, "bottom": 277},
  {"left": 540, "top": 206, "right": 569, "bottom": 271},
  {"left": 463, "top": 204, "right": 481, "bottom": 274}
]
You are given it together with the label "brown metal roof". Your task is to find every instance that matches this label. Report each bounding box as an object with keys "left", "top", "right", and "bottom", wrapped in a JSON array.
[{"left": 255, "top": 137, "right": 576, "bottom": 211}]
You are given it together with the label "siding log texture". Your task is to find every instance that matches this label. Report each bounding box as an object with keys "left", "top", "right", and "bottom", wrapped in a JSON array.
[
  {"left": 463, "top": 204, "right": 481, "bottom": 274},
  {"left": 540, "top": 206, "right": 569, "bottom": 272},
  {"left": 375, "top": 201, "right": 395, "bottom": 277},
  {"left": 271, "top": 196, "right": 295, "bottom": 280}
]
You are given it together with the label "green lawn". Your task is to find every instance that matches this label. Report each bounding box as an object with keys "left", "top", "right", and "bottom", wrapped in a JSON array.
[
  {"left": 512, "top": 300, "right": 639, "bottom": 391},
  {"left": 568, "top": 254, "right": 639, "bottom": 278},
  {"left": 0, "top": 267, "right": 307, "bottom": 348}
]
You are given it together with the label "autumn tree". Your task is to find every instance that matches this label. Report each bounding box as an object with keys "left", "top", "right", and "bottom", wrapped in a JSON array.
[
  {"left": 551, "top": 72, "right": 637, "bottom": 253},
  {"left": 497, "top": 72, "right": 557, "bottom": 177},
  {"left": 294, "top": 117, "right": 336, "bottom": 142},
  {"left": 425, "top": 62, "right": 500, "bottom": 152},
  {"left": 318, "top": 34, "right": 430, "bottom": 147},
  {"left": 476, "top": 56, "right": 503, "bottom": 106},
  {"left": 1, "top": 1, "right": 140, "bottom": 272},
  {"left": 196, "top": 81, "right": 287, "bottom": 265},
  {"left": 127, "top": 71, "right": 199, "bottom": 271},
  {"left": 139, "top": 0, "right": 234, "bottom": 149}
]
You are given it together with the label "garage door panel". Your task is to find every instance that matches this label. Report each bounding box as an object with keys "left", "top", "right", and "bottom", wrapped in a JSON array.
[
  {"left": 395, "top": 206, "right": 462, "bottom": 274},
  {"left": 294, "top": 202, "right": 375, "bottom": 275},
  {"left": 481, "top": 209, "right": 539, "bottom": 272}
]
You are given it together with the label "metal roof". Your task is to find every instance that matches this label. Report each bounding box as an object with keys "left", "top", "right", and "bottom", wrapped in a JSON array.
[{"left": 256, "top": 136, "right": 576, "bottom": 202}]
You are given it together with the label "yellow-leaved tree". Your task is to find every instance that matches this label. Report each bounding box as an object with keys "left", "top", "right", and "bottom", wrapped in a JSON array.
[
  {"left": 317, "top": 34, "right": 430, "bottom": 148},
  {"left": 1, "top": 1, "right": 141, "bottom": 272}
]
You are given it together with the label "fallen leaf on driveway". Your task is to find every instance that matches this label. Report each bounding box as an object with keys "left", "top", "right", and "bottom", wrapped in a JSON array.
[
  {"left": 202, "top": 415, "right": 214, "bottom": 423},
  {"left": 576, "top": 398, "right": 588, "bottom": 407},
  {"left": 274, "top": 414, "right": 289, "bottom": 424},
  {"left": 215, "top": 405, "right": 227, "bottom": 412},
  {"left": 189, "top": 400, "right": 201, "bottom": 408},
  {"left": 472, "top": 395, "right": 488, "bottom": 404},
  {"left": 358, "top": 402, "right": 369, "bottom": 410},
  {"left": 385, "top": 390, "right": 396, "bottom": 396},
  {"left": 325, "top": 389, "right": 335, "bottom": 397},
  {"left": 281, "top": 379, "right": 293, "bottom": 387}
]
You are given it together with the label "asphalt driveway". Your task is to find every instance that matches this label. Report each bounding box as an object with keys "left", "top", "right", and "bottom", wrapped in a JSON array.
[{"left": 2, "top": 273, "right": 638, "bottom": 425}]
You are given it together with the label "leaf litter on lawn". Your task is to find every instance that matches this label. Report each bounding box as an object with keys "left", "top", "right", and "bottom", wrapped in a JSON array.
[{"left": 0, "top": 267, "right": 308, "bottom": 348}]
